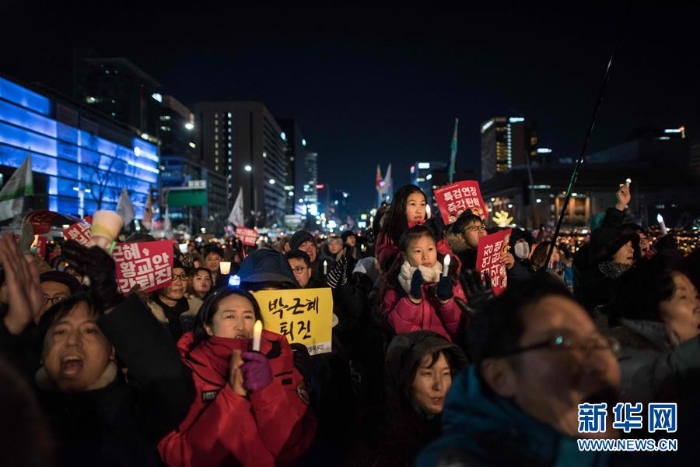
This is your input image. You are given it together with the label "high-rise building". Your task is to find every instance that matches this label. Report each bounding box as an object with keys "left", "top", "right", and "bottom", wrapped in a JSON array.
[
  {"left": 0, "top": 73, "right": 158, "bottom": 219},
  {"left": 480, "top": 117, "right": 538, "bottom": 181},
  {"left": 302, "top": 152, "right": 319, "bottom": 216},
  {"left": 411, "top": 161, "right": 447, "bottom": 205},
  {"left": 193, "top": 101, "right": 286, "bottom": 227},
  {"left": 73, "top": 49, "right": 162, "bottom": 141},
  {"left": 277, "top": 119, "right": 315, "bottom": 216},
  {"left": 159, "top": 96, "right": 226, "bottom": 233}
]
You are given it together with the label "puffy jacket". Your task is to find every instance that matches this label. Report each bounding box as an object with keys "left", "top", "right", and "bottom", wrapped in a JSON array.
[
  {"left": 158, "top": 330, "right": 317, "bottom": 466},
  {"left": 381, "top": 281, "right": 466, "bottom": 342},
  {"left": 416, "top": 367, "right": 611, "bottom": 466}
]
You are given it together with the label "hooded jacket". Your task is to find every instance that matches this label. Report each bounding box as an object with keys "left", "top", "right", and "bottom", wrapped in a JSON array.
[
  {"left": 416, "top": 366, "right": 611, "bottom": 466},
  {"left": 345, "top": 331, "right": 467, "bottom": 467},
  {"left": 157, "top": 330, "right": 317, "bottom": 467}
]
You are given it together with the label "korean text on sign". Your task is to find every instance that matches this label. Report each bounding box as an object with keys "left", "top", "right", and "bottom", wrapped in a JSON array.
[
  {"left": 475, "top": 229, "right": 512, "bottom": 296},
  {"left": 434, "top": 180, "right": 488, "bottom": 225},
  {"left": 62, "top": 221, "right": 92, "bottom": 247},
  {"left": 113, "top": 240, "right": 173, "bottom": 294},
  {"left": 236, "top": 227, "right": 258, "bottom": 247},
  {"left": 252, "top": 288, "right": 333, "bottom": 356}
]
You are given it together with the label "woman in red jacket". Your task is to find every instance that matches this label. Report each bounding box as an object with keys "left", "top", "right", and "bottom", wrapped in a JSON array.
[
  {"left": 379, "top": 225, "right": 467, "bottom": 342},
  {"left": 158, "top": 288, "right": 317, "bottom": 466}
]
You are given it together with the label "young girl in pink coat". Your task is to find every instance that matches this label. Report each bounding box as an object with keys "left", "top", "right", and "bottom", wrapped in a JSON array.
[{"left": 379, "top": 225, "right": 468, "bottom": 342}]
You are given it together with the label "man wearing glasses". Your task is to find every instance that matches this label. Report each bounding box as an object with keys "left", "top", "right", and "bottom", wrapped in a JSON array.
[
  {"left": 285, "top": 250, "right": 322, "bottom": 288},
  {"left": 418, "top": 274, "right": 622, "bottom": 465},
  {"left": 446, "top": 211, "right": 488, "bottom": 271}
]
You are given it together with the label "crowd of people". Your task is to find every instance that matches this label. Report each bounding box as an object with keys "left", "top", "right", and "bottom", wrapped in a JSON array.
[{"left": 0, "top": 181, "right": 699, "bottom": 466}]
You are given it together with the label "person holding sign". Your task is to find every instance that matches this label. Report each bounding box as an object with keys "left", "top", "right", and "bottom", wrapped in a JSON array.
[
  {"left": 380, "top": 225, "right": 467, "bottom": 342},
  {"left": 375, "top": 185, "right": 452, "bottom": 273},
  {"left": 158, "top": 288, "right": 316, "bottom": 467}
]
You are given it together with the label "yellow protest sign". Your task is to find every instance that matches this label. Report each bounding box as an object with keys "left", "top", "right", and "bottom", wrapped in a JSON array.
[{"left": 252, "top": 288, "right": 333, "bottom": 356}]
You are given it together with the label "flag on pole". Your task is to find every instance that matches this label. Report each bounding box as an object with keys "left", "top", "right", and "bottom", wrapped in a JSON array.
[
  {"left": 0, "top": 155, "right": 34, "bottom": 221},
  {"left": 448, "top": 118, "right": 458, "bottom": 183},
  {"left": 116, "top": 187, "right": 135, "bottom": 226},
  {"left": 383, "top": 164, "right": 393, "bottom": 199},
  {"left": 228, "top": 187, "right": 245, "bottom": 226},
  {"left": 141, "top": 189, "right": 154, "bottom": 230}
]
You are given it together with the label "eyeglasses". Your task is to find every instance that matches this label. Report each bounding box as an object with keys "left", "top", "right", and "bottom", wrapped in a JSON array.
[
  {"left": 464, "top": 225, "right": 487, "bottom": 233},
  {"left": 44, "top": 295, "right": 68, "bottom": 307},
  {"left": 171, "top": 273, "right": 189, "bottom": 282},
  {"left": 291, "top": 266, "right": 308, "bottom": 274},
  {"left": 496, "top": 333, "right": 620, "bottom": 358}
]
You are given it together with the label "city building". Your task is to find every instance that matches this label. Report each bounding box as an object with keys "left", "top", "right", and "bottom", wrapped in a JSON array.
[
  {"left": 411, "top": 160, "right": 447, "bottom": 205},
  {"left": 278, "top": 119, "right": 317, "bottom": 216},
  {"left": 159, "top": 95, "right": 226, "bottom": 233},
  {"left": 0, "top": 73, "right": 158, "bottom": 219},
  {"left": 193, "top": 101, "right": 286, "bottom": 228},
  {"left": 480, "top": 127, "right": 699, "bottom": 230},
  {"left": 73, "top": 48, "right": 162, "bottom": 141},
  {"left": 480, "top": 117, "right": 538, "bottom": 182}
]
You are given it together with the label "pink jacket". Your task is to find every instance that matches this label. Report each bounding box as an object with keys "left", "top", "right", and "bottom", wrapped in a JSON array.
[{"left": 381, "top": 281, "right": 467, "bottom": 342}]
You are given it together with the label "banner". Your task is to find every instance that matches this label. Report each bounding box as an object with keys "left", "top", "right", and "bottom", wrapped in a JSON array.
[
  {"left": 14, "top": 234, "right": 47, "bottom": 258},
  {"left": 235, "top": 226, "right": 258, "bottom": 246},
  {"left": 434, "top": 180, "right": 488, "bottom": 224},
  {"left": 475, "top": 228, "right": 512, "bottom": 296},
  {"left": 252, "top": 288, "right": 333, "bottom": 355},
  {"left": 63, "top": 220, "right": 92, "bottom": 247},
  {"left": 0, "top": 154, "right": 33, "bottom": 221},
  {"left": 113, "top": 240, "right": 173, "bottom": 294}
]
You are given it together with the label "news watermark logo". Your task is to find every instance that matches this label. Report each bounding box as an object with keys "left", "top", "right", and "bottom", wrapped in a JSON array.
[{"left": 577, "top": 402, "right": 678, "bottom": 452}]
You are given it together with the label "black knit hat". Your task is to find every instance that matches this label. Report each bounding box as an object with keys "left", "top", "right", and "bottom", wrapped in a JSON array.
[
  {"left": 237, "top": 248, "right": 298, "bottom": 288},
  {"left": 289, "top": 230, "right": 316, "bottom": 251},
  {"left": 341, "top": 230, "right": 356, "bottom": 243},
  {"left": 39, "top": 271, "right": 81, "bottom": 295}
]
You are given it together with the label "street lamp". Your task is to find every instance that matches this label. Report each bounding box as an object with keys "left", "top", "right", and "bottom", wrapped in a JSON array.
[
  {"left": 244, "top": 165, "right": 252, "bottom": 172},
  {"left": 73, "top": 186, "right": 91, "bottom": 218}
]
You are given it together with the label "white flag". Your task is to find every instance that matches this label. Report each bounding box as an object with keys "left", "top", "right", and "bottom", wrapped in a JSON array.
[
  {"left": 228, "top": 187, "right": 245, "bottom": 226},
  {"left": 0, "top": 155, "right": 33, "bottom": 221},
  {"left": 116, "top": 187, "right": 135, "bottom": 226}
]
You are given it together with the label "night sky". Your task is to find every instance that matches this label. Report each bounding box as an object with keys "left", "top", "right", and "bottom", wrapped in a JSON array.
[{"left": 2, "top": 2, "right": 698, "bottom": 212}]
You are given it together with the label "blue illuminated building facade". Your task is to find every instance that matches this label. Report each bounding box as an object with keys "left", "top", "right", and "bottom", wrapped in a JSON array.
[{"left": 0, "top": 75, "right": 158, "bottom": 219}]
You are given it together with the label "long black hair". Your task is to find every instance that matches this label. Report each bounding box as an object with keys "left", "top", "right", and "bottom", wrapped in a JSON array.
[
  {"left": 379, "top": 184, "right": 427, "bottom": 246},
  {"left": 191, "top": 287, "right": 263, "bottom": 347}
]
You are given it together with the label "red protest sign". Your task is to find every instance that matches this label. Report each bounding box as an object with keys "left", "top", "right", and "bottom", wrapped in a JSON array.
[
  {"left": 235, "top": 227, "right": 258, "bottom": 247},
  {"left": 113, "top": 240, "right": 173, "bottom": 294},
  {"left": 475, "top": 228, "right": 512, "bottom": 296},
  {"left": 433, "top": 180, "right": 488, "bottom": 225},
  {"left": 14, "top": 234, "right": 48, "bottom": 258},
  {"left": 62, "top": 220, "right": 92, "bottom": 247}
]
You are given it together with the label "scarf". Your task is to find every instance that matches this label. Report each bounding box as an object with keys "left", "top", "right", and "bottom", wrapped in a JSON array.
[
  {"left": 597, "top": 261, "right": 632, "bottom": 279},
  {"left": 189, "top": 336, "right": 251, "bottom": 383},
  {"left": 398, "top": 261, "right": 443, "bottom": 295}
]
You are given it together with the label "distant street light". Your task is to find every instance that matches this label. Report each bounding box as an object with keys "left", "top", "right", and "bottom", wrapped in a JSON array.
[{"left": 244, "top": 165, "right": 252, "bottom": 172}]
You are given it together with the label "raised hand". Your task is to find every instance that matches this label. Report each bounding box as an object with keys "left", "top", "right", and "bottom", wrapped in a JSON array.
[
  {"left": 229, "top": 349, "right": 247, "bottom": 396},
  {"left": 615, "top": 183, "right": 631, "bottom": 211},
  {"left": 326, "top": 256, "right": 348, "bottom": 289},
  {"left": 455, "top": 269, "right": 494, "bottom": 316},
  {"left": 241, "top": 351, "right": 273, "bottom": 392},
  {"left": 61, "top": 240, "right": 123, "bottom": 314},
  {"left": 0, "top": 233, "right": 43, "bottom": 333},
  {"left": 409, "top": 269, "right": 423, "bottom": 302},
  {"left": 436, "top": 276, "right": 454, "bottom": 301}
]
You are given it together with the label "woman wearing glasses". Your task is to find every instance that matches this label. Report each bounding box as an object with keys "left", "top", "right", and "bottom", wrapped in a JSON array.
[{"left": 148, "top": 260, "right": 203, "bottom": 341}]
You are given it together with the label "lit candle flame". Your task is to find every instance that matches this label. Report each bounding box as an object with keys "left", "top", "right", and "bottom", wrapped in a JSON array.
[
  {"left": 252, "top": 320, "right": 263, "bottom": 351},
  {"left": 443, "top": 254, "right": 451, "bottom": 277}
]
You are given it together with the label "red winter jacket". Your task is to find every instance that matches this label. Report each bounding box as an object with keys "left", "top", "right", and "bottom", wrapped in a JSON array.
[
  {"left": 381, "top": 281, "right": 467, "bottom": 342},
  {"left": 158, "top": 330, "right": 317, "bottom": 467}
]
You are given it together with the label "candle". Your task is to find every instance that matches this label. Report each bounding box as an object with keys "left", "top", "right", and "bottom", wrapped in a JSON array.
[
  {"left": 252, "top": 320, "right": 263, "bottom": 351},
  {"left": 625, "top": 178, "right": 632, "bottom": 187},
  {"left": 220, "top": 261, "right": 232, "bottom": 275},
  {"left": 323, "top": 260, "right": 328, "bottom": 275},
  {"left": 443, "top": 254, "right": 451, "bottom": 277}
]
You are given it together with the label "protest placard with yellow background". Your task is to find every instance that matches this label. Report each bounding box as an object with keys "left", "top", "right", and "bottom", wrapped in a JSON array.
[{"left": 252, "top": 288, "right": 333, "bottom": 355}]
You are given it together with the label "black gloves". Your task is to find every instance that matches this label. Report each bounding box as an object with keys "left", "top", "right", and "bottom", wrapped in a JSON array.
[
  {"left": 410, "top": 269, "right": 423, "bottom": 300},
  {"left": 436, "top": 276, "right": 453, "bottom": 301},
  {"left": 326, "top": 257, "right": 348, "bottom": 289},
  {"left": 61, "top": 239, "right": 124, "bottom": 313},
  {"left": 455, "top": 269, "right": 494, "bottom": 316}
]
